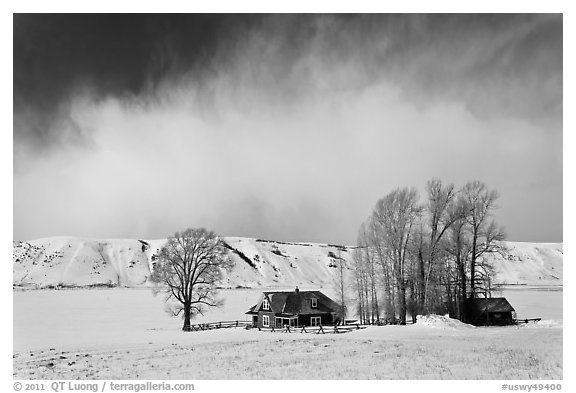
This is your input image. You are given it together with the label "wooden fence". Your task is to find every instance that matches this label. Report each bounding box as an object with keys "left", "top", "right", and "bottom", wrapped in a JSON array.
[
  {"left": 188, "top": 320, "right": 366, "bottom": 334},
  {"left": 256, "top": 324, "right": 365, "bottom": 334},
  {"left": 189, "top": 320, "right": 251, "bottom": 331},
  {"left": 189, "top": 318, "right": 541, "bottom": 331},
  {"left": 514, "top": 318, "right": 542, "bottom": 324}
]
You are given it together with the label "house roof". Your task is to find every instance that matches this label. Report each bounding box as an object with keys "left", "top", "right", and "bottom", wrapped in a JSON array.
[
  {"left": 246, "top": 304, "right": 258, "bottom": 315},
  {"left": 245, "top": 290, "right": 340, "bottom": 315},
  {"left": 467, "top": 297, "right": 515, "bottom": 314}
]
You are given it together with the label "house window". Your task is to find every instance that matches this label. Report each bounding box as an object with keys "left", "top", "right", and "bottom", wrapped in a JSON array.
[
  {"left": 311, "top": 298, "right": 318, "bottom": 308},
  {"left": 263, "top": 315, "right": 270, "bottom": 327},
  {"left": 262, "top": 298, "right": 269, "bottom": 310},
  {"left": 311, "top": 316, "right": 321, "bottom": 326}
]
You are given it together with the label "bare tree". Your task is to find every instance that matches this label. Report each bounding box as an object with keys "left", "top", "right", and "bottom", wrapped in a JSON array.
[
  {"left": 461, "top": 181, "right": 506, "bottom": 298},
  {"left": 367, "top": 218, "right": 395, "bottom": 323},
  {"left": 352, "top": 246, "right": 367, "bottom": 324},
  {"left": 358, "top": 222, "right": 381, "bottom": 323},
  {"left": 417, "top": 178, "right": 458, "bottom": 313},
  {"left": 371, "top": 187, "right": 421, "bottom": 325},
  {"left": 444, "top": 195, "right": 470, "bottom": 320},
  {"left": 332, "top": 249, "right": 348, "bottom": 324},
  {"left": 150, "top": 228, "right": 233, "bottom": 331},
  {"left": 352, "top": 225, "right": 378, "bottom": 324},
  {"left": 354, "top": 179, "right": 506, "bottom": 324}
]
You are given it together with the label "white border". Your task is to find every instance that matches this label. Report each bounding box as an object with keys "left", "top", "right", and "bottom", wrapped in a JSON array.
[{"left": 4, "top": 5, "right": 571, "bottom": 392}]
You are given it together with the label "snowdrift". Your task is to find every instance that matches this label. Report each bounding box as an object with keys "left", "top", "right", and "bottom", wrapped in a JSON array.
[
  {"left": 415, "top": 314, "right": 476, "bottom": 330},
  {"left": 13, "top": 236, "right": 563, "bottom": 289}
]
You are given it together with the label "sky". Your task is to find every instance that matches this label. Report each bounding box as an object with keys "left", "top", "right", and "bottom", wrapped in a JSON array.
[{"left": 13, "top": 14, "right": 563, "bottom": 244}]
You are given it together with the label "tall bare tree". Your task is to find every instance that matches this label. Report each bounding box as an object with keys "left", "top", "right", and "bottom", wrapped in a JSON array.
[
  {"left": 461, "top": 181, "right": 506, "bottom": 299},
  {"left": 357, "top": 222, "right": 380, "bottom": 323},
  {"left": 417, "top": 178, "right": 458, "bottom": 312},
  {"left": 353, "top": 224, "right": 380, "bottom": 324},
  {"left": 354, "top": 179, "right": 506, "bottom": 324},
  {"left": 332, "top": 249, "right": 348, "bottom": 324},
  {"left": 367, "top": 218, "right": 395, "bottom": 323},
  {"left": 442, "top": 194, "right": 471, "bottom": 319},
  {"left": 371, "top": 187, "right": 421, "bottom": 325},
  {"left": 151, "top": 228, "right": 233, "bottom": 331},
  {"left": 352, "top": 245, "right": 368, "bottom": 323}
]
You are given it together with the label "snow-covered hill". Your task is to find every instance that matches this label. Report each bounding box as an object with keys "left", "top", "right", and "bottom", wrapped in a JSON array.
[
  {"left": 12, "top": 236, "right": 562, "bottom": 289},
  {"left": 488, "top": 241, "right": 563, "bottom": 286}
]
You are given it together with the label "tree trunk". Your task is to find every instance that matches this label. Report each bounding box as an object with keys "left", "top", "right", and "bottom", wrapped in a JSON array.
[
  {"left": 458, "top": 255, "right": 467, "bottom": 322},
  {"left": 411, "top": 278, "right": 418, "bottom": 324},
  {"left": 358, "top": 273, "right": 366, "bottom": 324},
  {"left": 390, "top": 271, "right": 396, "bottom": 323},
  {"left": 364, "top": 280, "right": 371, "bottom": 323},
  {"left": 418, "top": 249, "right": 426, "bottom": 313},
  {"left": 470, "top": 229, "right": 477, "bottom": 299},
  {"left": 182, "top": 302, "right": 192, "bottom": 331},
  {"left": 384, "top": 283, "right": 393, "bottom": 323},
  {"left": 398, "top": 284, "right": 407, "bottom": 325},
  {"left": 339, "top": 260, "right": 346, "bottom": 321},
  {"left": 372, "top": 279, "right": 380, "bottom": 322}
]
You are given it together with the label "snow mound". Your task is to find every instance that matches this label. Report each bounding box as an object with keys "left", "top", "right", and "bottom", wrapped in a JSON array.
[{"left": 415, "top": 314, "right": 476, "bottom": 330}]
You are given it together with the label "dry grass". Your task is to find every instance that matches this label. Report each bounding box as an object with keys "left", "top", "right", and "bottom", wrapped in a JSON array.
[{"left": 13, "top": 326, "right": 562, "bottom": 380}]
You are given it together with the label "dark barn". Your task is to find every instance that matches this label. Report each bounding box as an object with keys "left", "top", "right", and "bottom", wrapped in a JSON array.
[
  {"left": 246, "top": 287, "right": 341, "bottom": 329},
  {"left": 466, "top": 297, "right": 516, "bottom": 326}
]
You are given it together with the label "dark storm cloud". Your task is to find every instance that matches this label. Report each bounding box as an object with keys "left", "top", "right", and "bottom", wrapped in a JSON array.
[
  {"left": 13, "top": 14, "right": 562, "bottom": 243},
  {"left": 13, "top": 14, "right": 262, "bottom": 157},
  {"left": 14, "top": 14, "right": 562, "bottom": 153}
]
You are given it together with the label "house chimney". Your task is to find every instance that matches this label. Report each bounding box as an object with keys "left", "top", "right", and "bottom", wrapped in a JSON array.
[{"left": 295, "top": 286, "right": 299, "bottom": 293}]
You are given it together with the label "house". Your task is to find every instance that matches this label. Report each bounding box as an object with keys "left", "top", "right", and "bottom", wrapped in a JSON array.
[
  {"left": 465, "top": 297, "right": 516, "bottom": 326},
  {"left": 246, "top": 287, "right": 341, "bottom": 328}
]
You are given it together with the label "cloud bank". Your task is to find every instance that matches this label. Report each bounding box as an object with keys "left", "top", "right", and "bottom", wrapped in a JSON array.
[{"left": 13, "top": 14, "right": 562, "bottom": 243}]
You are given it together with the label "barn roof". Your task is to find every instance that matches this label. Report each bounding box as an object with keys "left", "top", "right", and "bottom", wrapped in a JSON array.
[
  {"left": 245, "top": 290, "right": 340, "bottom": 315},
  {"left": 467, "top": 297, "right": 515, "bottom": 313}
]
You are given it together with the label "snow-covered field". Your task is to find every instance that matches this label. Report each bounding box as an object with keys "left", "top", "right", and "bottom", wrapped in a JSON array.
[
  {"left": 13, "top": 286, "right": 562, "bottom": 379},
  {"left": 499, "top": 285, "right": 563, "bottom": 321}
]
